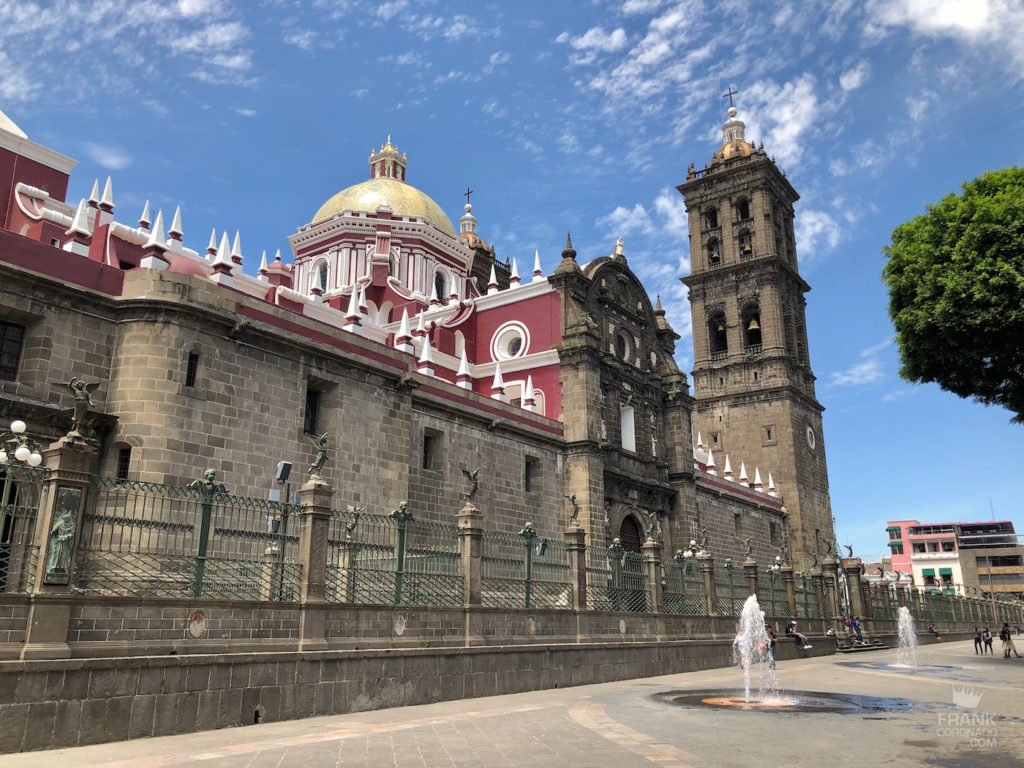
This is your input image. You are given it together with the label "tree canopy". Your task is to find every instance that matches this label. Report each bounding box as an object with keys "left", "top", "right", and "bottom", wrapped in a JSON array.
[{"left": 882, "top": 167, "right": 1024, "bottom": 423}]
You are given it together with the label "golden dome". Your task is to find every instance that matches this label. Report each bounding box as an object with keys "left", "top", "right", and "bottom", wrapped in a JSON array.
[
  {"left": 718, "top": 139, "right": 755, "bottom": 160},
  {"left": 312, "top": 178, "right": 456, "bottom": 237}
]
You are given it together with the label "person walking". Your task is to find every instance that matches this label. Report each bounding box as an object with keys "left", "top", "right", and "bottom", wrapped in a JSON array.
[
  {"left": 1000, "top": 623, "right": 1021, "bottom": 658},
  {"left": 983, "top": 627, "right": 994, "bottom": 655},
  {"left": 733, "top": 630, "right": 747, "bottom": 669},
  {"left": 973, "top": 627, "right": 983, "bottom": 655}
]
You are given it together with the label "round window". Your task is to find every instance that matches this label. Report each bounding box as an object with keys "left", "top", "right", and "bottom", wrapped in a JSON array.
[
  {"left": 806, "top": 426, "right": 816, "bottom": 450},
  {"left": 491, "top": 322, "right": 529, "bottom": 361}
]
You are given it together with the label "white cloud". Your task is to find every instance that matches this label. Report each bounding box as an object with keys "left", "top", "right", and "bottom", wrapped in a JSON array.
[
  {"left": 236, "top": 108, "right": 256, "bottom": 117},
  {"left": 558, "top": 131, "right": 581, "bottom": 154},
  {"left": 284, "top": 29, "right": 318, "bottom": 51},
  {"left": 830, "top": 358, "right": 884, "bottom": 387},
  {"left": 622, "top": 0, "right": 663, "bottom": 14},
  {"left": 83, "top": 142, "right": 131, "bottom": 170},
  {"left": 484, "top": 51, "right": 510, "bottom": 74},
  {"left": 839, "top": 60, "right": 870, "bottom": 90},
  {"left": 653, "top": 188, "right": 688, "bottom": 237},
  {"left": 740, "top": 74, "right": 819, "bottom": 168},
  {"left": 795, "top": 209, "right": 841, "bottom": 260},
  {"left": 864, "top": 0, "right": 1024, "bottom": 69},
  {"left": 829, "top": 338, "right": 892, "bottom": 387},
  {"left": 597, "top": 203, "right": 654, "bottom": 236},
  {"left": 376, "top": 1, "right": 408, "bottom": 21},
  {"left": 351, "top": 88, "right": 369, "bottom": 98},
  {"left": 882, "top": 389, "right": 914, "bottom": 402},
  {"left": 571, "top": 27, "right": 628, "bottom": 53},
  {"left": 906, "top": 89, "right": 937, "bottom": 123},
  {"left": 481, "top": 100, "right": 507, "bottom": 118}
]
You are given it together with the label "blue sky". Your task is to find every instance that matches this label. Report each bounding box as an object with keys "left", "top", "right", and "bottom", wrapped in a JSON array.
[{"left": 2, "top": 0, "right": 1021, "bottom": 559}]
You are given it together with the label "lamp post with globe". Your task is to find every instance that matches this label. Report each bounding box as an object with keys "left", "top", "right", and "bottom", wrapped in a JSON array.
[{"left": 0, "top": 419, "right": 43, "bottom": 590}]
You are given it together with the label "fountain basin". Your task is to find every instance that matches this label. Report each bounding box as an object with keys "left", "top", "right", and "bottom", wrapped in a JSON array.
[{"left": 656, "top": 689, "right": 934, "bottom": 715}]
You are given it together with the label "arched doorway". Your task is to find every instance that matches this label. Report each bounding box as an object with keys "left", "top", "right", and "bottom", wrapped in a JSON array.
[{"left": 619, "top": 515, "right": 643, "bottom": 552}]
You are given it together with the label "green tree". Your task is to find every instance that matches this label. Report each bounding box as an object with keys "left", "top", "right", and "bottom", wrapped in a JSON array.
[{"left": 882, "top": 167, "right": 1024, "bottom": 423}]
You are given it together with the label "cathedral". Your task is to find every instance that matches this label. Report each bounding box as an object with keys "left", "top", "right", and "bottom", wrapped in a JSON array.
[{"left": 0, "top": 103, "right": 833, "bottom": 570}]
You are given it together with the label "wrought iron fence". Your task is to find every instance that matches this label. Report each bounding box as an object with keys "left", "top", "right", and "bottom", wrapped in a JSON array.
[
  {"left": 480, "top": 526, "right": 573, "bottom": 609},
  {"left": 713, "top": 566, "right": 741, "bottom": 616},
  {"left": 756, "top": 576, "right": 789, "bottom": 618},
  {"left": 662, "top": 559, "right": 705, "bottom": 615},
  {"left": 585, "top": 543, "right": 649, "bottom": 612},
  {"left": 324, "top": 506, "right": 462, "bottom": 607},
  {"left": 0, "top": 464, "right": 47, "bottom": 593},
  {"left": 795, "top": 574, "right": 822, "bottom": 619},
  {"left": 74, "top": 476, "right": 301, "bottom": 600}
]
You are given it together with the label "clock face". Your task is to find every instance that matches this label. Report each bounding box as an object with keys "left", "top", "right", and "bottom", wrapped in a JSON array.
[{"left": 806, "top": 426, "right": 816, "bottom": 450}]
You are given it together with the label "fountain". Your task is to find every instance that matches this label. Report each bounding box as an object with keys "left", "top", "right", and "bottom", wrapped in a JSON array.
[
  {"left": 739, "top": 593, "right": 777, "bottom": 702},
  {"left": 895, "top": 606, "right": 919, "bottom": 668}
]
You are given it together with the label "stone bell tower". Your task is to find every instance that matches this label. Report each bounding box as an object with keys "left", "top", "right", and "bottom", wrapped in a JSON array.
[{"left": 677, "top": 101, "right": 834, "bottom": 569}]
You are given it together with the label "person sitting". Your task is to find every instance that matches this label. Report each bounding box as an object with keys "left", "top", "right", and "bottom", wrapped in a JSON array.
[
  {"left": 786, "top": 620, "right": 812, "bottom": 649},
  {"left": 825, "top": 627, "right": 840, "bottom": 648}
]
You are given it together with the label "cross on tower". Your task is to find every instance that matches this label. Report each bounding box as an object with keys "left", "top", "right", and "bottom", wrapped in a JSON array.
[
  {"left": 723, "top": 86, "right": 739, "bottom": 108},
  {"left": 464, "top": 186, "right": 474, "bottom": 205}
]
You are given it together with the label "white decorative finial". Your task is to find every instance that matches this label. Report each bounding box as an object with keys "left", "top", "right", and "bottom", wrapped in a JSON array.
[
  {"left": 753, "top": 468, "right": 763, "bottom": 491},
  {"left": 144, "top": 209, "right": 166, "bottom": 250},
  {"left": 490, "top": 361, "right": 506, "bottom": 401},
  {"left": 168, "top": 206, "right": 183, "bottom": 240},
  {"left": 696, "top": 431, "right": 703, "bottom": 450},
  {"left": 139, "top": 200, "right": 151, "bottom": 229},
  {"left": 66, "top": 198, "right": 91, "bottom": 237},
  {"left": 532, "top": 248, "right": 543, "bottom": 281},
  {"left": 510, "top": 257, "right": 520, "bottom": 286},
  {"left": 723, "top": 455, "right": 733, "bottom": 481},
  {"left": 88, "top": 179, "right": 99, "bottom": 206},
  {"left": 230, "top": 230, "right": 242, "bottom": 264},
  {"left": 523, "top": 374, "right": 536, "bottom": 412},
  {"left": 706, "top": 449, "right": 716, "bottom": 475},
  {"left": 207, "top": 228, "right": 217, "bottom": 257},
  {"left": 215, "top": 232, "right": 231, "bottom": 265},
  {"left": 487, "top": 264, "right": 498, "bottom": 294},
  {"left": 100, "top": 176, "right": 114, "bottom": 210}
]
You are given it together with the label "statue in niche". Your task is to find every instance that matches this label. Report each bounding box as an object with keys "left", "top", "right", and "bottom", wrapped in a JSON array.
[
  {"left": 698, "top": 526, "right": 709, "bottom": 553},
  {"left": 613, "top": 237, "right": 624, "bottom": 259},
  {"left": 67, "top": 377, "right": 100, "bottom": 438},
  {"left": 44, "top": 487, "right": 81, "bottom": 583},
  {"left": 649, "top": 411, "right": 658, "bottom": 457},
  {"left": 307, "top": 432, "right": 330, "bottom": 478}
]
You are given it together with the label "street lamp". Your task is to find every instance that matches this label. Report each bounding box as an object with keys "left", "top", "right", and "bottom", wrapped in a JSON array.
[
  {"left": 1, "top": 419, "right": 43, "bottom": 592},
  {"left": 0, "top": 420, "right": 43, "bottom": 469}
]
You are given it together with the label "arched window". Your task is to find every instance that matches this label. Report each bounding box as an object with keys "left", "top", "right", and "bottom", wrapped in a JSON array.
[
  {"left": 738, "top": 229, "right": 753, "bottom": 259},
  {"left": 707, "top": 238, "right": 720, "bottom": 265},
  {"left": 742, "top": 306, "right": 762, "bottom": 350},
  {"left": 619, "top": 516, "right": 643, "bottom": 552},
  {"left": 313, "top": 261, "right": 328, "bottom": 293},
  {"left": 434, "top": 271, "right": 447, "bottom": 303},
  {"left": 736, "top": 199, "right": 750, "bottom": 221},
  {"left": 708, "top": 311, "right": 728, "bottom": 356},
  {"left": 704, "top": 207, "right": 718, "bottom": 230}
]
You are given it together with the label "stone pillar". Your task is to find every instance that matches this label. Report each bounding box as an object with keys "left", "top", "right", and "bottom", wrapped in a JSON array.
[
  {"left": 457, "top": 501, "right": 484, "bottom": 645},
  {"left": 642, "top": 538, "right": 663, "bottom": 614},
  {"left": 846, "top": 561, "right": 867, "bottom": 619},
  {"left": 22, "top": 436, "right": 94, "bottom": 659},
  {"left": 811, "top": 571, "right": 826, "bottom": 620},
  {"left": 821, "top": 562, "right": 839, "bottom": 618},
  {"left": 564, "top": 525, "right": 587, "bottom": 611},
  {"left": 699, "top": 554, "right": 716, "bottom": 614},
  {"left": 297, "top": 479, "right": 333, "bottom": 651},
  {"left": 743, "top": 559, "right": 758, "bottom": 600},
  {"left": 781, "top": 565, "right": 796, "bottom": 617}
]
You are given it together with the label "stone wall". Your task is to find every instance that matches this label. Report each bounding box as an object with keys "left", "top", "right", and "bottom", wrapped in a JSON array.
[
  {"left": 0, "top": 598, "right": 28, "bottom": 655},
  {"left": 0, "top": 623, "right": 978, "bottom": 754}
]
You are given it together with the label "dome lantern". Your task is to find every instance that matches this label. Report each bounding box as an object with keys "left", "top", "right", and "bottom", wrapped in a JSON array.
[{"left": 369, "top": 134, "right": 407, "bottom": 182}]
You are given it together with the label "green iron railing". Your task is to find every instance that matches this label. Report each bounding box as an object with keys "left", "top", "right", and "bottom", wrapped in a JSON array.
[
  {"left": 585, "top": 541, "right": 649, "bottom": 613},
  {"left": 75, "top": 476, "right": 301, "bottom": 600},
  {"left": 324, "top": 506, "right": 462, "bottom": 607},
  {"left": 662, "top": 555, "right": 705, "bottom": 615},
  {"left": 480, "top": 524, "right": 573, "bottom": 609},
  {"left": 0, "top": 464, "right": 47, "bottom": 594},
  {"left": 713, "top": 562, "right": 740, "bottom": 616}
]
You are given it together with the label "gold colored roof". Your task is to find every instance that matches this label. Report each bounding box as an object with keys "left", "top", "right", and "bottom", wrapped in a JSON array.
[
  {"left": 718, "top": 139, "right": 755, "bottom": 160},
  {"left": 312, "top": 178, "right": 455, "bottom": 237}
]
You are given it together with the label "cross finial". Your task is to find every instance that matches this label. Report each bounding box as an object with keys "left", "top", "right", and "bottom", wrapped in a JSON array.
[
  {"left": 723, "top": 86, "right": 739, "bottom": 108},
  {"left": 464, "top": 186, "right": 474, "bottom": 205}
]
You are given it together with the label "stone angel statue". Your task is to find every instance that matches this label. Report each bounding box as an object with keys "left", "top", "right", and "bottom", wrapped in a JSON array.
[
  {"left": 740, "top": 536, "right": 753, "bottom": 559},
  {"left": 307, "top": 432, "right": 329, "bottom": 478},
  {"left": 68, "top": 377, "right": 100, "bottom": 437},
  {"left": 461, "top": 467, "right": 480, "bottom": 502},
  {"left": 565, "top": 494, "right": 580, "bottom": 523}
]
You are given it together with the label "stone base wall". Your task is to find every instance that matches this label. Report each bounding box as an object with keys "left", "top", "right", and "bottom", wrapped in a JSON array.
[{"left": 0, "top": 598, "right": 29, "bottom": 651}]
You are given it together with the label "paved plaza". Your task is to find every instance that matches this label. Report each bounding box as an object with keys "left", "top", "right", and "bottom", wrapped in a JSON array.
[{"left": 2, "top": 640, "right": 1021, "bottom": 768}]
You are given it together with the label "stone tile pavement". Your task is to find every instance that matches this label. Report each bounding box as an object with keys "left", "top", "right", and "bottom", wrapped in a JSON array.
[{"left": 2, "top": 640, "right": 1021, "bottom": 768}]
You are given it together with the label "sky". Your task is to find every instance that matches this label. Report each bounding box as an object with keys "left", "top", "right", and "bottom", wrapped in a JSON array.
[{"left": 1, "top": 0, "right": 1021, "bottom": 560}]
